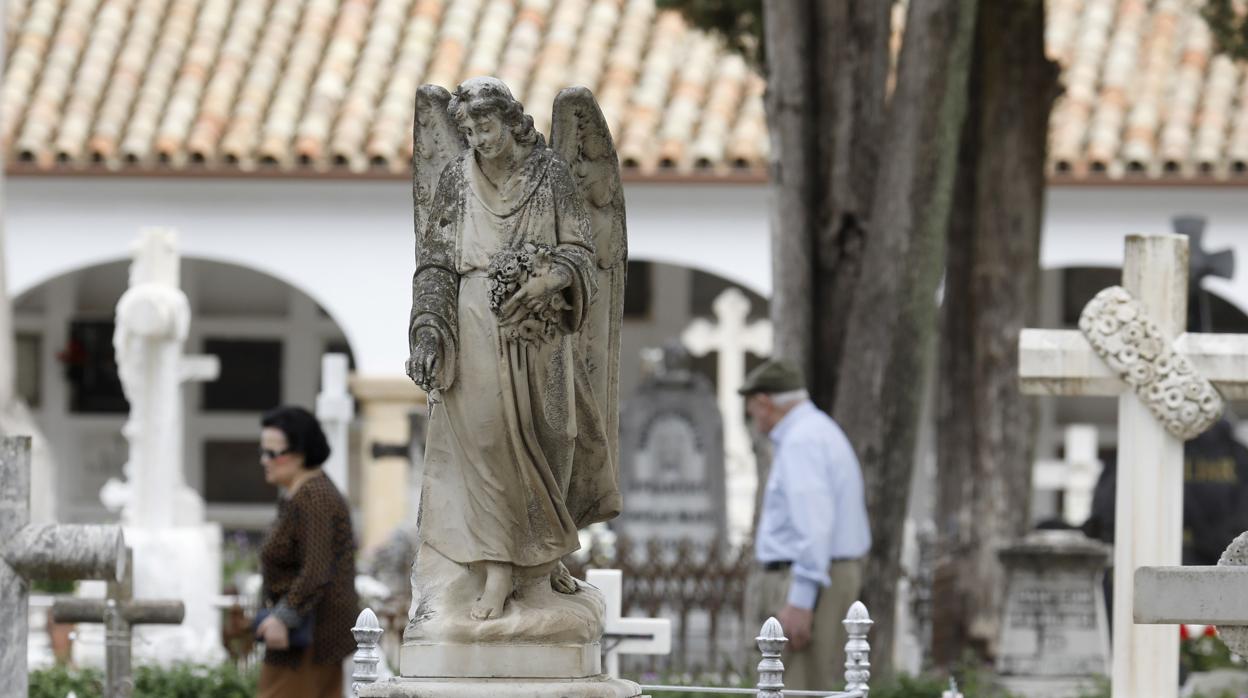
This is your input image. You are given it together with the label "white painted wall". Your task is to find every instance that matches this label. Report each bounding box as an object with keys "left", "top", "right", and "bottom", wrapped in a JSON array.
[
  {"left": 6, "top": 177, "right": 772, "bottom": 377},
  {"left": 1042, "top": 187, "right": 1248, "bottom": 313}
]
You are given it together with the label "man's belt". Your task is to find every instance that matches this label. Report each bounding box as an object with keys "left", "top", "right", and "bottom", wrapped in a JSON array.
[{"left": 761, "top": 558, "right": 856, "bottom": 572}]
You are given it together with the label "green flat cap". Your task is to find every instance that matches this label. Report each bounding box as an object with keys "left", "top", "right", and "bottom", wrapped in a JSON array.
[{"left": 739, "top": 358, "right": 805, "bottom": 395}]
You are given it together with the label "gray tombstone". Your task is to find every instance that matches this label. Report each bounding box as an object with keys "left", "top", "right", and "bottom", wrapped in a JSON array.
[
  {"left": 996, "top": 529, "right": 1111, "bottom": 698},
  {"left": 615, "top": 344, "right": 726, "bottom": 547}
]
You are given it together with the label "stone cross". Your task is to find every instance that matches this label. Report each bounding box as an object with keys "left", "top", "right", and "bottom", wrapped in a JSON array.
[
  {"left": 585, "top": 568, "right": 671, "bottom": 677},
  {"left": 1174, "top": 215, "right": 1234, "bottom": 334},
  {"left": 1135, "top": 529, "right": 1248, "bottom": 660},
  {"left": 1019, "top": 234, "right": 1248, "bottom": 698},
  {"left": 52, "top": 548, "right": 185, "bottom": 698},
  {"left": 1, "top": 437, "right": 127, "bottom": 698},
  {"left": 1032, "top": 424, "right": 1101, "bottom": 526},
  {"left": 681, "top": 288, "right": 772, "bottom": 544},
  {"left": 97, "top": 228, "right": 223, "bottom": 665},
  {"left": 317, "top": 353, "right": 355, "bottom": 495},
  {"left": 102, "top": 228, "right": 220, "bottom": 528}
]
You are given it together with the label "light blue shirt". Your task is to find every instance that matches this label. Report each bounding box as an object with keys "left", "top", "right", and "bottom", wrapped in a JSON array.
[{"left": 755, "top": 401, "right": 871, "bottom": 610}]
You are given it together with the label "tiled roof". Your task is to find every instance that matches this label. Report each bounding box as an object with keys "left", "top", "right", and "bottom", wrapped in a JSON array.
[{"left": 3, "top": 0, "right": 1248, "bottom": 181}]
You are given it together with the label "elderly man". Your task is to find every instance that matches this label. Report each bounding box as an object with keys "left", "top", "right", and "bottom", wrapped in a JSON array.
[{"left": 741, "top": 358, "right": 871, "bottom": 691}]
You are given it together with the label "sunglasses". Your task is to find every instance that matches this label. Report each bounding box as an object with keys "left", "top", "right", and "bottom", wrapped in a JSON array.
[{"left": 259, "top": 448, "right": 292, "bottom": 460}]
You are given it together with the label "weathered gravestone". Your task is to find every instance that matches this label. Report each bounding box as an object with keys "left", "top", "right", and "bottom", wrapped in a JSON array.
[
  {"left": 996, "top": 530, "right": 1111, "bottom": 697},
  {"left": 616, "top": 344, "right": 726, "bottom": 547},
  {"left": 1, "top": 436, "right": 127, "bottom": 698},
  {"left": 1019, "top": 234, "right": 1248, "bottom": 698}
]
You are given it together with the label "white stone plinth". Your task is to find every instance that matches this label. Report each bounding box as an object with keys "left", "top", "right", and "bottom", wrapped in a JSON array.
[
  {"left": 356, "top": 676, "right": 643, "bottom": 698},
  {"left": 127, "top": 525, "right": 224, "bottom": 664},
  {"left": 400, "top": 641, "right": 601, "bottom": 679}
]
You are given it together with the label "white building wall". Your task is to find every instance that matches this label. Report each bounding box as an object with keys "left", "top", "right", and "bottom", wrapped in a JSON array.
[{"left": 6, "top": 177, "right": 773, "bottom": 377}]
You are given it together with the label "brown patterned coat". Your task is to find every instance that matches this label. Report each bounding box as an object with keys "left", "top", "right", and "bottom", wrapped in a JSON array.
[{"left": 259, "top": 471, "right": 358, "bottom": 667}]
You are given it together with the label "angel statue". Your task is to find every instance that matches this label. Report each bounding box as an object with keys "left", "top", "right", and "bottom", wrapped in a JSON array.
[{"left": 404, "top": 76, "right": 627, "bottom": 631}]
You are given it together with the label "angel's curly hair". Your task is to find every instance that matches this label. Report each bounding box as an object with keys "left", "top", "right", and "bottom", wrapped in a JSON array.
[{"left": 448, "top": 79, "right": 544, "bottom": 148}]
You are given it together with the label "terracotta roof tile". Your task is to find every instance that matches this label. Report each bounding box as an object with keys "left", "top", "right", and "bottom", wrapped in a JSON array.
[
  {"left": 153, "top": 0, "right": 232, "bottom": 166},
  {"left": 119, "top": 0, "right": 200, "bottom": 164},
  {"left": 6, "top": 0, "right": 1248, "bottom": 180},
  {"left": 88, "top": 0, "right": 169, "bottom": 163},
  {"left": 329, "top": 0, "right": 412, "bottom": 170},
  {"left": 1230, "top": 72, "right": 1248, "bottom": 173}
]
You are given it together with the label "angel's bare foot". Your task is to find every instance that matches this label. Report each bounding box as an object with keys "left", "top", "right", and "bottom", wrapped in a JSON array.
[
  {"left": 550, "top": 561, "right": 578, "bottom": 595},
  {"left": 471, "top": 562, "right": 512, "bottom": 620}
]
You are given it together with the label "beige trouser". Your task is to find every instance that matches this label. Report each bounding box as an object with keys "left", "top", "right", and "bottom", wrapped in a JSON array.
[{"left": 744, "top": 558, "right": 864, "bottom": 692}]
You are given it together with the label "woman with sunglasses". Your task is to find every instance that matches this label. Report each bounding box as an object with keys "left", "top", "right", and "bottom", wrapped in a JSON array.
[{"left": 254, "top": 405, "right": 358, "bottom": 698}]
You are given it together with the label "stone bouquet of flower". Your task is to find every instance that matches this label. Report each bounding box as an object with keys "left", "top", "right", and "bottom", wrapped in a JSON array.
[{"left": 487, "top": 242, "right": 570, "bottom": 345}]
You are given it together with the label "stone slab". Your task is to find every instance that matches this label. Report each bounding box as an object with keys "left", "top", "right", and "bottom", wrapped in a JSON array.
[
  {"left": 356, "top": 676, "right": 643, "bottom": 698},
  {"left": 1134, "top": 566, "right": 1248, "bottom": 624},
  {"left": 400, "top": 642, "right": 600, "bottom": 679},
  {"left": 1000, "top": 675, "right": 1105, "bottom": 698}
]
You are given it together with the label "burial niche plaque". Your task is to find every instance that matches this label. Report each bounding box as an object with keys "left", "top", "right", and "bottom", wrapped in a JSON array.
[
  {"left": 616, "top": 344, "right": 726, "bottom": 546},
  {"left": 996, "top": 529, "right": 1111, "bottom": 698}
]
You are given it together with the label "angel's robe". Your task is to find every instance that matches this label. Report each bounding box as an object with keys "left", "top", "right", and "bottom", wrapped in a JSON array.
[{"left": 410, "top": 144, "right": 622, "bottom": 568}]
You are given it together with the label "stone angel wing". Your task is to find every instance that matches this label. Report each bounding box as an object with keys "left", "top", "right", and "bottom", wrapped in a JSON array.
[
  {"left": 550, "top": 87, "right": 628, "bottom": 458},
  {"left": 408, "top": 85, "right": 467, "bottom": 390},
  {"left": 412, "top": 85, "right": 467, "bottom": 255}
]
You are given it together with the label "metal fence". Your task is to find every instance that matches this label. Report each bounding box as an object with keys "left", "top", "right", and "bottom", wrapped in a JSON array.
[
  {"left": 349, "top": 600, "right": 873, "bottom": 697},
  {"left": 565, "top": 535, "right": 755, "bottom": 674}
]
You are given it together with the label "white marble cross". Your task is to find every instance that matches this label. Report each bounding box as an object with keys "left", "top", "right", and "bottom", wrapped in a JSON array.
[
  {"left": 1020, "top": 234, "right": 1248, "bottom": 698},
  {"left": 316, "top": 353, "right": 354, "bottom": 496},
  {"left": 681, "top": 288, "right": 772, "bottom": 544},
  {"left": 1032, "top": 424, "right": 1101, "bottom": 526},
  {"left": 585, "top": 568, "right": 671, "bottom": 677},
  {"left": 103, "top": 228, "right": 219, "bottom": 529}
]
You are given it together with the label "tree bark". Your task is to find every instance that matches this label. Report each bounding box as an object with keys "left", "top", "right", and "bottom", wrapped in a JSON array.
[
  {"left": 832, "top": 0, "right": 980, "bottom": 678},
  {"left": 809, "top": 1, "right": 891, "bottom": 413},
  {"left": 762, "top": 0, "right": 816, "bottom": 380},
  {"left": 763, "top": 0, "right": 890, "bottom": 412},
  {"left": 932, "top": 0, "right": 1060, "bottom": 666}
]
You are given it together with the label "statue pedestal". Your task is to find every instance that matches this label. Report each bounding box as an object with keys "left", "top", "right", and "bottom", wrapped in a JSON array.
[
  {"left": 401, "top": 641, "right": 601, "bottom": 678},
  {"left": 380, "top": 544, "right": 636, "bottom": 696},
  {"left": 356, "top": 677, "right": 643, "bottom": 698}
]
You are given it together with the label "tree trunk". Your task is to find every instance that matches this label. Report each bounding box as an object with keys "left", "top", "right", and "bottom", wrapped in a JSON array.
[
  {"left": 763, "top": 0, "right": 889, "bottom": 413},
  {"left": 832, "top": 0, "right": 980, "bottom": 678},
  {"left": 932, "top": 0, "right": 1060, "bottom": 666},
  {"left": 763, "top": 0, "right": 816, "bottom": 382}
]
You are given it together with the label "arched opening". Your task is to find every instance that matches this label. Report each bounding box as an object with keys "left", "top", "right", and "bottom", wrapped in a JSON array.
[
  {"left": 14, "top": 257, "right": 358, "bottom": 531},
  {"left": 619, "top": 258, "right": 770, "bottom": 397}
]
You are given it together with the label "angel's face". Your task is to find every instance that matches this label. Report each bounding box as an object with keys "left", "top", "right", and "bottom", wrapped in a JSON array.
[{"left": 461, "top": 113, "right": 512, "bottom": 162}]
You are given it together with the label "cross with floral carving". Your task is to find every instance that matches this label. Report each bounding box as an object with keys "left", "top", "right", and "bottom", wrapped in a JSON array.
[{"left": 1019, "top": 234, "right": 1248, "bottom": 698}]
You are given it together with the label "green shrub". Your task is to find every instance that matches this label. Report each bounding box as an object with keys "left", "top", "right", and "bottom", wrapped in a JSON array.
[
  {"left": 30, "top": 663, "right": 258, "bottom": 698},
  {"left": 28, "top": 665, "right": 104, "bottom": 698}
]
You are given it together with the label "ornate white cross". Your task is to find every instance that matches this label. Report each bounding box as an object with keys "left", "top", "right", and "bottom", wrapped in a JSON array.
[
  {"left": 1020, "top": 234, "right": 1248, "bottom": 698},
  {"left": 1032, "top": 424, "right": 1101, "bottom": 526},
  {"left": 585, "top": 568, "right": 671, "bottom": 677},
  {"left": 316, "top": 353, "right": 355, "bottom": 496},
  {"left": 681, "top": 288, "right": 772, "bottom": 544}
]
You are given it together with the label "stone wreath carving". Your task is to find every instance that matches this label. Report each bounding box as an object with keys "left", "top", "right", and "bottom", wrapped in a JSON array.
[
  {"left": 1078, "top": 286, "right": 1224, "bottom": 440},
  {"left": 1216, "top": 530, "right": 1248, "bottom": 655}
]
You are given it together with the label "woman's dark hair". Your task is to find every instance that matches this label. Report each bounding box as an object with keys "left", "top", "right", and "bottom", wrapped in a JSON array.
[{"left": 261, "top": 405, "right": 330, "bottom": 469}]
